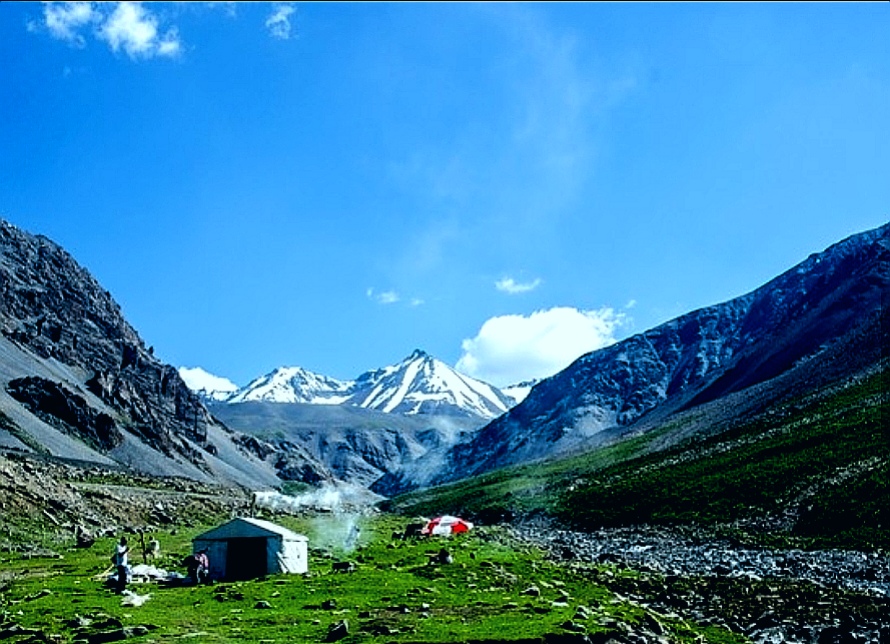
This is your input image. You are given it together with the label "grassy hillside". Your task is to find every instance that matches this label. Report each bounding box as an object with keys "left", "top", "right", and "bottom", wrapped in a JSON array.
[
  {"left": 387, "top": 371, "right": 888, "bottom": 550},
  {"left": 381, "top": 426, "right": 659, "bottom": 524}
]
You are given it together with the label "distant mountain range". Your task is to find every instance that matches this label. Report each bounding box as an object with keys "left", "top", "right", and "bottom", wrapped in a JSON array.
[
  {"left": 181, "top": 350, "right": 527, "bottom": 420},
  {"left": 0, "top": 216, "right": 884, "bottom": 500},
  {"left": 178, "top": 351, "right": 526, "bottom": 486}
]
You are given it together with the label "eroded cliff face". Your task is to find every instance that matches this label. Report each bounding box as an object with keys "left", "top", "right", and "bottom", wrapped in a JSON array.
[{"left": 0, "top": 221, "right": 219, "bottom": 472}]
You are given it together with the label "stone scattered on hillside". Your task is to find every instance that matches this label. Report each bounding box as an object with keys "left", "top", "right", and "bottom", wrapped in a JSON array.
[{"left": 324, "top": 619, "right": 349, "bottom": 642}]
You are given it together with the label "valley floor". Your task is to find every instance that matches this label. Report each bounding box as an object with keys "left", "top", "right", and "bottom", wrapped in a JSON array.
[
  {"left": 0, "top": 447, "right": 888, "bottom": 644},
  {"left": 1, "top": 500, "right": 888, "bottom": 644}
]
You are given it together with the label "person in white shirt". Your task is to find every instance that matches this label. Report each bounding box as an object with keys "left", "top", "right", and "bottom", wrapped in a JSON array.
[{"left": 113, "top": 536, "right": 129, "bottom": 593}]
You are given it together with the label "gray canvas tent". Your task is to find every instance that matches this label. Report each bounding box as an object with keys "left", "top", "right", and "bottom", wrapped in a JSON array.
[{"left": 192, "top": 517, "right": 308, "bottom": 581}]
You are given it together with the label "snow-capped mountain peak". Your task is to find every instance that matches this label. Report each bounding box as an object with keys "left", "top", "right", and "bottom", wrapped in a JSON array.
[
  {"left": 182, "top": 349, "right": 518, "bottom": 420},
  {"left": 226, "top": 366, "right": 353, "bottom": 404},
  {"left": 349, "top": 350, "right": 513, "bottom": 419}
]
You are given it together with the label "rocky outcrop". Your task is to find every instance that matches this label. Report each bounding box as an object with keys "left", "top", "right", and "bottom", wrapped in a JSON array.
[
  {"left": 0, "top": 451, "right": 252, "bottom": 538},
  {"left": 0, "top": 221, "right": 212, "bottom": 457},
  {"left": 6, "top": 376, "right": 122, "bottom": 452},
  {"left": 0, "top": 220, "right": 289, "bottom": 487},
  {"left": 274, "top": 452, "right": 331, "bottom": 485}
]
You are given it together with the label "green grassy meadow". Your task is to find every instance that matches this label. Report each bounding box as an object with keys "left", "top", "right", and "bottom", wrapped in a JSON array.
[{"left": 0, "top": 514, "right": 747, "bottom": 644}]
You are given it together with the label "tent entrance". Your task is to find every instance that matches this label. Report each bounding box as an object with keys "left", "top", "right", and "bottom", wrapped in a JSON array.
[{"left": 225, "top": 537, "right": 267, "bottom": 580}]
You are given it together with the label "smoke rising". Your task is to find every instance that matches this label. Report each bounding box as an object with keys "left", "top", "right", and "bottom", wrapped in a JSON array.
[{"left": 253, "top": 482, "right": 380, "bottom": 555}]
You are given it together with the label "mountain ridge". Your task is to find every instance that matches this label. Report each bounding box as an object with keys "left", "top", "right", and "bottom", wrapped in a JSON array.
[
  {"left": 0, "top": 216, "right": 885, "bottom": 499},
  {"left": 185, "top": 348, "right": 523, "bottom": 420},
  {"left": 0, "top": 219, "right": 281, "bottom": 488},
  {"left": 382, "top": 221, "right": 889, "bottom": 492},
  {"left": 194, "top": 350, "right": 519, "bottom": 486}
]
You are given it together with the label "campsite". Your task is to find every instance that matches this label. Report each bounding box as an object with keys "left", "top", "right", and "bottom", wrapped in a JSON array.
[
  {"left": 0, "top": 509, "right": 753, "bottom": 643},
  {"left": 2, "top": 503, "right": 887, "bottom": 644}
]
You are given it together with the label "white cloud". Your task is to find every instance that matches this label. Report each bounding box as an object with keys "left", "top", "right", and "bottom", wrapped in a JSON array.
[
  {"left": 366, "top": 288, "right": 400, "bottom": 305},
  {"left": 495, "top": 276, "right": 542, "bottom": 294},
  {"left": 178, "top": 366, "right": 238, "bottom": 394},
  {"left": 157, "top": 28, "right": 182, "bottom": 57},
  {"left": 98, "top": 2, "right": 181, "bottom": 59},
  {"left": 38, "top": 2, "right": 97, "bottom": 46},
  {"left": 456, "top": 306, "right": 628, "bottom": 387},
  {"left": 29, "top": 2, "right": 182, "bottom": 59},
  {"left": 366, "top": 288, "right": 425, "bottom": 307},
  {"left": 266, "top": 3, "right": 296, "bottom": 40}
]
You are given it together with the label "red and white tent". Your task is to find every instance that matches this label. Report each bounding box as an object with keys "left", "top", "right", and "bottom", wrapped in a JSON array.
[{"left": 421, "top": 515, "right": 473, "bottom": 536}]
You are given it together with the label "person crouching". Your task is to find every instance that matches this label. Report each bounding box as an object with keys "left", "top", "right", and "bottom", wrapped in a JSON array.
[{"left": 184, "top": 549, "right": 210, "bottom": 585}]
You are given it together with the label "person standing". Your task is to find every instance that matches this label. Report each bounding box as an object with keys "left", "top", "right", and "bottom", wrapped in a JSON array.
[
  {"left": 113, "top": 536, "right": 129, "bottom": 593},
  {"left": 147, "top": 538, "right": 160, "bottom": 560}
]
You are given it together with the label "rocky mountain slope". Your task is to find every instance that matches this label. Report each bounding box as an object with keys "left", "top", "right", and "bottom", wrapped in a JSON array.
[
  {"left": 191, "top": 352, "right": 517, "bottom": 487},
  {"left": 0, "top": 218, "right": 501, "bottom": 492},
  {"left": 388, "top": 363, "right": 888, "bottom": 568},
  {"left": 0, "top": 220, "right": 280, "bottom": 488},
  {"left": 397, "top": 222, "right": 889, "bottom": 490},
  {"left": 210, "top": 401, "right": 479, "bottom": 487}
]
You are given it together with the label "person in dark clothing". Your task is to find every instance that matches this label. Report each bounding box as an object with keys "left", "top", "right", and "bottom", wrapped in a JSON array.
[
  {"left": 184, "top": 549, "right": 210, "bottom": 585},
  {"left": 195, "top": 549, "right": 210, "bottom": 584}
]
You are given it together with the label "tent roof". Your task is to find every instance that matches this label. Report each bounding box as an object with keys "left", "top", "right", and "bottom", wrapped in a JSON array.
[{"left": 194, "top": 517, "right": 307, "bottom": 543}]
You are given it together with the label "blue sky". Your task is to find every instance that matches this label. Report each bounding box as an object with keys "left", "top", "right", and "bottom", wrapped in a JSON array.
[{"left": 2, "top": 2, "right": 888, "bottom": 388}]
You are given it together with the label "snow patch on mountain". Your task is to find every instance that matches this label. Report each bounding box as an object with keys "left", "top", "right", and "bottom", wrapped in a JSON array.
[
  {"left": 501, "top": 379, "right": 539, "bottom": 405},
  {"left": 226, "top": 366, "right": 353, "bottom": 404},
  {"left": 350, "top": 349, "right": 513, "bottom": 418}
]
